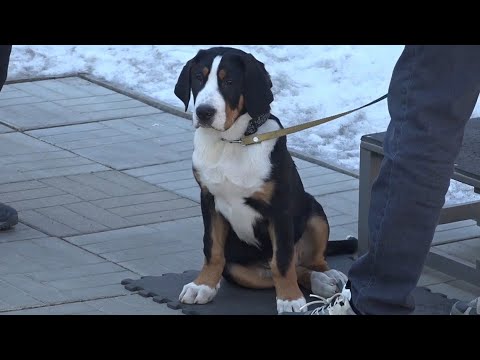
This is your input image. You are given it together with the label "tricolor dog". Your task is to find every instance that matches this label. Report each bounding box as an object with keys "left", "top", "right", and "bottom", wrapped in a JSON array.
[{"left": 174, "top": 47, "right": 355, "bottom": 313}]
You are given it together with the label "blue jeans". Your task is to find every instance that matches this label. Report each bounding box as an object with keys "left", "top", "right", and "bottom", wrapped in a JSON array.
[
  {"left": 0, "top": 45, "right": 12, "bottom": 91},
  {"left": 348, "top": 45, "right": 480, "bottom": 315}
]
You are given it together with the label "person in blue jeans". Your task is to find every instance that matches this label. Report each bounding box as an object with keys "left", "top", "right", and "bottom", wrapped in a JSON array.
[
  {"left": 300, "top": 45, "right": 479, "bottom": 316},
  {"left": 0, "top": 45, "right": 19, "bottom": 231}
]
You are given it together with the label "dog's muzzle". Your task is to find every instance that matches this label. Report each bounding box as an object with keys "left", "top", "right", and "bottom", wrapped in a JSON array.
[{"left": 195, "top": 104, "right": 216, "bottom": 127}]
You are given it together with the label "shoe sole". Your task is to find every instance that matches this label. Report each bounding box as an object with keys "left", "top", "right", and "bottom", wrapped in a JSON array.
[
  {"left": 449, "top": 300, "right": 478, "bottom": 315},
  {"left": 0, "top": 213, "right": 18, "bottom": 231}
]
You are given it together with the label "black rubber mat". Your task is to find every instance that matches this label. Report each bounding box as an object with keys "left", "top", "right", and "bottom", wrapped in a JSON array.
[{"left": 122, "top": 255, "right": 458, "bottom": 315}]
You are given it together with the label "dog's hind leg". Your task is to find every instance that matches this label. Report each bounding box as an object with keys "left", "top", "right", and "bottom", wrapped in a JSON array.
[
  {"left": 223, "top": 262, "right": 274, "bottom": 289},
  {"left": 296, "top": 208, "right": 330, "bottom": 273},
  {"left": 296, "top": 197, "right": 347, "bottom": 297}
]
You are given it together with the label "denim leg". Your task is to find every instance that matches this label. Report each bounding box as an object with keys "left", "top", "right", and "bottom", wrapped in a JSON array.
[
  {"left": 348, "top": 45, "right": 480, "bottom": 315},
  {"left": 0, "top": 45, "right": 12, "bottom": 92}
]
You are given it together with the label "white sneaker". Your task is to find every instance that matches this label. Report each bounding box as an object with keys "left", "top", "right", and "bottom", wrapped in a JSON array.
[
  {"left": 300, "top": 283, "right": 357, "bottom": 315},
  {"left": 450, "top": 296, "right": 479, "bottom": 315}
]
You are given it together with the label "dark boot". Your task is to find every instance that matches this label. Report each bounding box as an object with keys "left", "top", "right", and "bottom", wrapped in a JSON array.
[{"left": 0, "top": 202, "right": 18, "bottom": 230}]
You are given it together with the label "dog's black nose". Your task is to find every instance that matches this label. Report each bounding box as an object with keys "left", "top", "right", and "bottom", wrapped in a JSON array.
[{"left": 196, "top": 105, "right": 216, "bottom": 123}]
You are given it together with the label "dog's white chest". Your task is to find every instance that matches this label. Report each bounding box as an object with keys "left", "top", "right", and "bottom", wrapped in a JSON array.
[
  {"left": 193, "top": 127, "right": 277, "bottom": 247},
  {"left": 212, "top": 181, "right": 261, "bottom": 246}
]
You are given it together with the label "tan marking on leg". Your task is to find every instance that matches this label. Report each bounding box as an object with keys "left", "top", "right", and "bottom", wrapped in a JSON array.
[
  {"left": 195, "top": 212, "right": 229, "bottom": 288},
  {"left": 268, "top": 223, "right": 304, "bottom": 301},
  {"left": 296, "top": 265, "right": 313, "bottom": 290},
  {"left": 225, "top": 263, "right": 274, "bottom": 289},
  {"left": 294, "top": 215, "right": 330, "bottom": 291},
  {"left": 296, "top": 215, "right": 330, "bottom": 271}
]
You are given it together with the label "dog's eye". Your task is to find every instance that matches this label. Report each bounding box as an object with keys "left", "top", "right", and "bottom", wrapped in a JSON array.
[
  {"left": 195, "top": 73, "right": 203, "bottom": 81},
  {"left": 225, "top": 79, "right": 233, "bottom": 86}
]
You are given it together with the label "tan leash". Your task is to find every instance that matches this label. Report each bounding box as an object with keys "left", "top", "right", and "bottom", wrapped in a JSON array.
[{"left": 226, "top": 94, "right": 388, "bottom": 146}]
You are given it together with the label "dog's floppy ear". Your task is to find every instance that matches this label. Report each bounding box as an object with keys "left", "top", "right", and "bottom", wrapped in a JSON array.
[
  {"left": 242, "top": 53, "right": 274, "bottom": 118},
  {"left": 174, "top": 59, "right": 193, "bottom": 112}
]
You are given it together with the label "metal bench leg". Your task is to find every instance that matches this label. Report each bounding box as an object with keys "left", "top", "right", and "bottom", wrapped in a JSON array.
[
  {"left": 358, "top": 145, "right": 383, "bottom": 256},
  {"left": 437, "top": 200, "right": 480, "bottom": 225}
]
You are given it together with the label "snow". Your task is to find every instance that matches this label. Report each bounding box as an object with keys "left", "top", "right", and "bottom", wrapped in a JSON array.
[{"left": 6, "top": 45, "right": 479, "bottom": 205}]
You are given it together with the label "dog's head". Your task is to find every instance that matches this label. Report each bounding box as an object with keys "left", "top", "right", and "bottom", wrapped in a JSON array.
[{"left": 174, "top": 47, "right": 273, "bottom": 131}]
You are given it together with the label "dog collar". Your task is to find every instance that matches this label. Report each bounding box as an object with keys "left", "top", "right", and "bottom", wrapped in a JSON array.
[
  {"left": 243, "top": 113, "right": 271, "bottom": 136},
  {"left": 221, "top": 113, "right": 271, "bottom": 145}
]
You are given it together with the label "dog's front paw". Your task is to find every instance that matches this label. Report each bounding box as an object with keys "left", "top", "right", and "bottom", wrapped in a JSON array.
[
  {"left": 310, "top": 271, "right": 338, "bottom": 298},
  {"left": 179, "top": 282, "right": 219, "bottom": 304},
  {"left": 276, "top": 297, "right": 307, "bottom": 314},
  {"left": 324, "top": 269, "right": 348, "bottom": 289}
]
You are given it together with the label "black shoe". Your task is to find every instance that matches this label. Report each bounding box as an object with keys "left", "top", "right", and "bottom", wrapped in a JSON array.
[{"left": 0, "top": 202, "right": 18, "bottom": 230}]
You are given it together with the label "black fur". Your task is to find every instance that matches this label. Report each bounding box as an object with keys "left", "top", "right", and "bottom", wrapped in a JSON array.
[
  {"left": 174, "top": 47, "right": 274, "bottom": 118},
  {"left": 175, "top": 47, "right": 357, "bottom": 290},
  {"left": 223, "top": 115, "right": 331, "bottom": 272},
  {"left": 174, "top": 59, "right": 193, "bottom": 112},
  {"left": 240, "top": 53, "right": 274, "bottom": 117},
  {"left": 199, "top": 187, "right": 216, "bottom": 262}
]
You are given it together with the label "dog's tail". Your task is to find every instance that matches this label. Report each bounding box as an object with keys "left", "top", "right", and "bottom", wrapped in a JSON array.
[{"left": 325, "top": 236, "right": 358, "bottom": 256}]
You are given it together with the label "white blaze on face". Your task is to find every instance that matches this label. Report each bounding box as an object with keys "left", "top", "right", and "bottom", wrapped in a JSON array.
[{"left": 193, "top": 56, "right": 227, "bottom": 131}]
